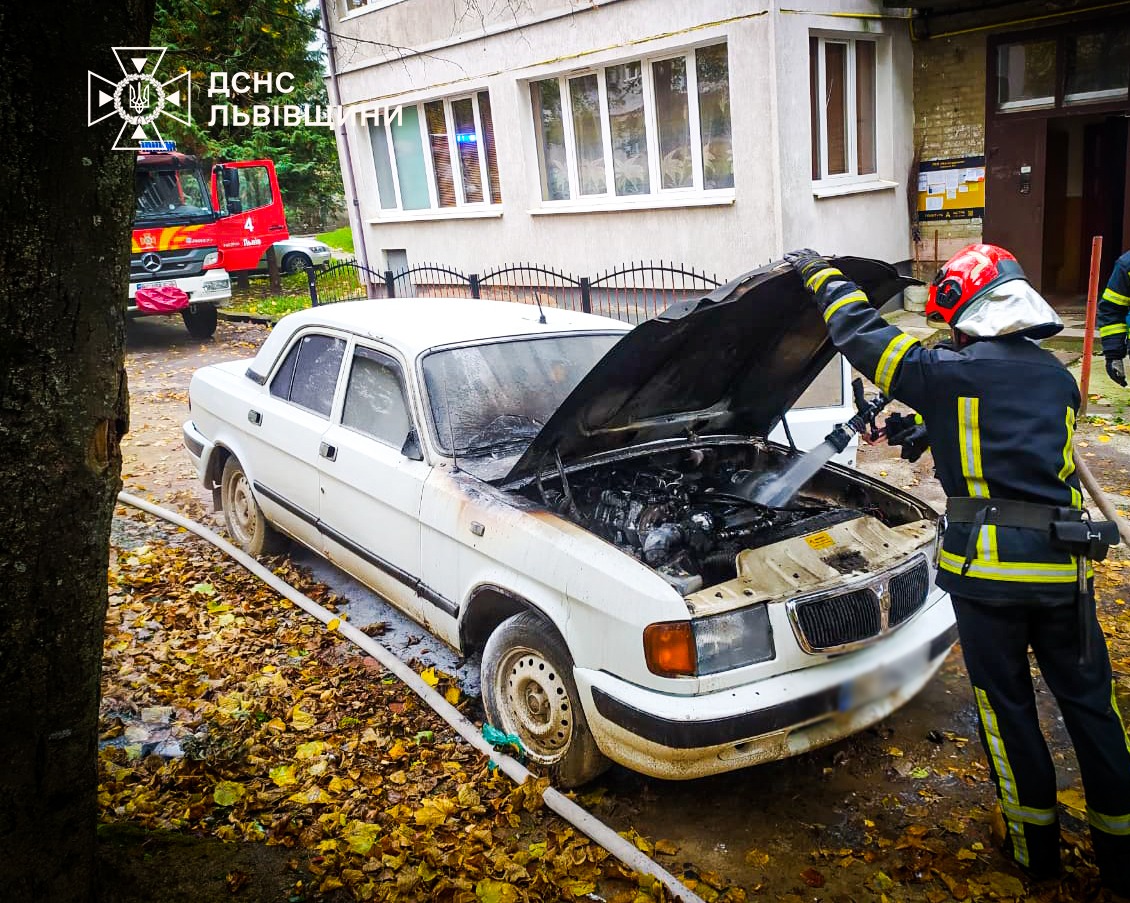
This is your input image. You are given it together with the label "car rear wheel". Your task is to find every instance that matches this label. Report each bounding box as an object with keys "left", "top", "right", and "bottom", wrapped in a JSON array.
[
  {"left": 280, "top": 252, "right": 313, "bottom": 275},
  {"left": 182, "top": 305, "right": 218, "bottom": 340},
  {"left": 480, "top": 611, "right": 609, "bottom": 788},
  {"left": 220, "top": 456, "right": 287, "bottom": 556}
]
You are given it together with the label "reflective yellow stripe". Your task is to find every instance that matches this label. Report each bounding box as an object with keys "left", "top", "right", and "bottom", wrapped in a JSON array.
[
  {"left": 1001, "top": 801, "right": 1057, "bottom": 826},
  {"left": 981, "top": 524, "right": 999, "bottom": 562},
  {"left": 1058, "top": 407, "right": 1082, "bottom": 509},
  {"left": 958, "top": 396, "right": 989, "bottom": 499},
  {"left": 975, "top": 687, "right": 1029, "bottom": 865},
  {"left": 805, "top": 267, "right": 841, "bottom": 292},
  {"left": 1088, "top": 807, "right": 1130, "bottom": 835},
  {"left": 1103, "top": 287, "right": 1130, "bottom": 306},
  {"left": 873, "top": 333, "right": 918, "bottom": 394},
  {"left": 822, "top": 290, "right": 867, "bottom": 322},
  {"left": 1101, "top": 323, "right": 1129, "bottom": 337},
  {"left": 938, "top": 550, "right": 1089, "bottom": 583}
]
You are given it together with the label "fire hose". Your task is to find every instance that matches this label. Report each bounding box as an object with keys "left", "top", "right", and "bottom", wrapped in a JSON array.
[{"left": 116, "top": 491, "right": 707, "bottom": 903}]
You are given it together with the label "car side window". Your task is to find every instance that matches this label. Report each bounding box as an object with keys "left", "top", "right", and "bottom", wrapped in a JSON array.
[
  {"left": 269, "top": 333, "right": 345, "bottom": 418},
  {"left": 342, "top": 347, "right": 412, "bottom": 448}
]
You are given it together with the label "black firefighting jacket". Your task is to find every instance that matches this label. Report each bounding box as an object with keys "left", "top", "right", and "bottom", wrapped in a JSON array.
[
  {"left": 805, "top": 264, "right": 1084, "bottom": 604},
  {"left": 1098, "top": 249, "right": 1130, "bottom": 359}
]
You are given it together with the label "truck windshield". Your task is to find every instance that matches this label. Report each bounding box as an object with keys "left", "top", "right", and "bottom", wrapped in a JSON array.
[{"left": 134, "top": 167, "right": 214, "bottom": 223}]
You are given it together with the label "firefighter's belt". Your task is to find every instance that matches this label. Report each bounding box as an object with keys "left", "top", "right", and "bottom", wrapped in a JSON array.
[{"left": 945, "top": 497, "right": 1060, "bottom": 531}]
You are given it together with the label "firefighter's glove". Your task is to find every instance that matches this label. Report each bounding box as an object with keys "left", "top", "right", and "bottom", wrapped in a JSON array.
[
  {"left": 784, "top": 249, "right": 833, "bottom": 293},
  {"left": 1107, "top": 355, "right": 1127, "bottom": 388},
  {"left": 885, "top": 412, "right": 929, "bottom": 463}
]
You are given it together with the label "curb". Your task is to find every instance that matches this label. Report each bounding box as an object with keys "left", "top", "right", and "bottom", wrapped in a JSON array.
[{"left": 218, "top": 310, "right": 280, "bottom": 326}]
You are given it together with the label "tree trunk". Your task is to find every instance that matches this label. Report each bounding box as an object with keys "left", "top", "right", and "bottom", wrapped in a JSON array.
[{"left": 0, "top": 3, "right": 153, "bottom": 900}]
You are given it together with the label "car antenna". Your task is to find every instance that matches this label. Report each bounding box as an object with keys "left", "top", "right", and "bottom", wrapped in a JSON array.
[
  {"left": 443, "top": 366, "right": 459, "bottom": 473},
  {"left": 534, "top": 294, "right": 547, "bottom": 325}
]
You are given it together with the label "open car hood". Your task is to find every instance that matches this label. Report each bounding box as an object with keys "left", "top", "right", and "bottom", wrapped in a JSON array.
[{"left": 502, "top": 256, "right": 915, "bottom": 485}]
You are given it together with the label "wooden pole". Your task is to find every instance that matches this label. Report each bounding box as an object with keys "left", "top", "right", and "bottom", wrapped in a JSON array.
[
  {"left": 934, "top": 230, "right": 939, "bottom": 274},
  {"left": 1080, "top": 235, "right": 1103, "bottom": 416}
]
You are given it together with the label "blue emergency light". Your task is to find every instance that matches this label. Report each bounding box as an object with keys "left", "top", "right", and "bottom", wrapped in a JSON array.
[{"left": 139, "top": 140, "right": 177, "bottom": 152}]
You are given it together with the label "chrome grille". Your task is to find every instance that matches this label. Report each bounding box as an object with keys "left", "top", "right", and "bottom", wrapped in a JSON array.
[
  {"left": 794, "top": 589, "right": 879, "bottom": 650},
  {"left": 889, "top": 558, "right": 931, "bottom": 627},
  {"left": 789, "top": 555, "right": 932, "bottom": 654}
]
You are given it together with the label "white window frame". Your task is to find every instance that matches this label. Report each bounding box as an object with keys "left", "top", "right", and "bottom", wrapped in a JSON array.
[
  {"left": 369, "top": 91, "right": 500, "bottom": 217},
  {"left": 340, "top": 0, "right": 409, "bottom": 21},
  {"left": 528, "top": 41, "right": 734, "bottom": 210},
  {"left": 810, "top": 35, "right": 882, "bottom": 188}
]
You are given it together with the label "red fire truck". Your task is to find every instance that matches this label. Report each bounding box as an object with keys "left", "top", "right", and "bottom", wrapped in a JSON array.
[{"left": 131, "top": 142, "right": 289, "bottom": 338}]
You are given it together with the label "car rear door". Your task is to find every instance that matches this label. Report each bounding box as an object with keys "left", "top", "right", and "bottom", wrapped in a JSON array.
[
  {"left": 316, "top": 343, "right": 441, "bottom": 632},
  {"left": 251, "top": 330, "right": 346, "bottom": 549},
  {"left": 211, "top": 159, "right": 289, "bottom": 272}
]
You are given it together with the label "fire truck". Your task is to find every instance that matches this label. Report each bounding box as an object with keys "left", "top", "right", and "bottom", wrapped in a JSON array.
[{"left": 131, "top": 142, "right": 289, "bottom": 338}]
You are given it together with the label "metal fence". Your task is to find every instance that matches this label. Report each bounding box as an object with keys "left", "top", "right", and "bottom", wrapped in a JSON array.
[{"left": 309, "top": 258, "right": 723, "bottom": 324}]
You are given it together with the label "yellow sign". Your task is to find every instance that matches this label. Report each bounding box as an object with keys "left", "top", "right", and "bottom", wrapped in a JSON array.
[
  {"left": 917, "top": 155, "right": 985, "bottom": 222},
  {"left": 805, "top": 531, "right": 836, "bottom": 550}
]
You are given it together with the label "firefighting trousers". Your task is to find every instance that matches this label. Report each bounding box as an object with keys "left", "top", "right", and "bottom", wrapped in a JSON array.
[{"left": 952, "top": 595, "right": 1130, "bottom": 890}]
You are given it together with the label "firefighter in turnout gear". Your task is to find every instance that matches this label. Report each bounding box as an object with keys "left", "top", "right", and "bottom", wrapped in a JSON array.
[
  {"left": 1098, "top": 250, "right": 1130, "bottom": 388},
  {"left": 786, "top": 244, "right": 1130, "bottom": 894}
]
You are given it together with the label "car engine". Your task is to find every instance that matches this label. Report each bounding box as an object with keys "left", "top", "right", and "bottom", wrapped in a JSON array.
[{"left": 533, "top": 446, "right": 871, "bottom": 594}]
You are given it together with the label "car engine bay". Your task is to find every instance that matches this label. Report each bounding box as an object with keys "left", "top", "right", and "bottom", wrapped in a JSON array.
[{"left": 526, "top": 443, "right": 935, "bottom": 597}]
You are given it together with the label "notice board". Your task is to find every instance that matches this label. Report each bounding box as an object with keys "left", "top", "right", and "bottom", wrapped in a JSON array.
[{"left": 917, "top": 155, "right": 985, "bottom": 222}]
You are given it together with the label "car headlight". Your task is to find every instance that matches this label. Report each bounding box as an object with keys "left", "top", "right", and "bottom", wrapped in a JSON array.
[
  {"left": 312, "top": 244, "right": 328, "bottom": 253},
  {"left": 643, "top": 605, "right": 775, "bottom": 677},
  {"left": 203, "top": 250, "right": 222, "bottom": 268}
]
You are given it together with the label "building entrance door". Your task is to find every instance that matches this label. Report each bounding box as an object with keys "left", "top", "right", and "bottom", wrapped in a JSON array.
[{"left": 983, "top": 117, "right": 1047, "bottom": 289}]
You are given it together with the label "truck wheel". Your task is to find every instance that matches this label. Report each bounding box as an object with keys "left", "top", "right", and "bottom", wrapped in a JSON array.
[
  {"left": 182, "top": 305, "right": 218, "bottom": 340},
  {"left": 220, "top": 457, "right": 287, "bottom": 556},
  {"left": 280, "top": 252, "right": 312, "bottom": 275},
  {"left": 481, "top": 611, "right": 610, "bottom": 788}
]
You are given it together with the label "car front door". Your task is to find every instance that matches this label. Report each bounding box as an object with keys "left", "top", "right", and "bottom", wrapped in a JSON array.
[
  {"left": 211, "top": 160, "right": 289, "bottom": 272},
  {"left": 316, "top": 344, "right": 445, "bottom": 634},
  {"left": 250, "top": 331, "right": 346, "bottom": 549}
]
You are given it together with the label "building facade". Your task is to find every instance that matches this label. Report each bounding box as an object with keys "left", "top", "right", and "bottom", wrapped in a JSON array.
[
  {"left": 908, "top": 1, "right": 1130, "bottom": 293},
  {"left": 325, "top": 0, "right": 916, "bottom": 280}
]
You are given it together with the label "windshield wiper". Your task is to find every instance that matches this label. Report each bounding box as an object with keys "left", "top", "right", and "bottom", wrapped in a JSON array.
[{"left": 457, "top": 437, "right": 533, "bottom": 457}]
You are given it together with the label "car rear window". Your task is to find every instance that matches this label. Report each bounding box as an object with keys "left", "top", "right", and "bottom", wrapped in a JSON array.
[{"left": 270, "top": 333, "right": 345, "bottom": 418}]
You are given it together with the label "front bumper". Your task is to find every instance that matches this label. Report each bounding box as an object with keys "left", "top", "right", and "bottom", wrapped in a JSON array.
[
  {"left": 182, "top": 419, "right": 212, "bottom": 483},
  {"left": 128, "top": 270, "right": 232, "bottom": 314},
  {"left": 575, "top": 589, "right": 956, "bottom": 779}
]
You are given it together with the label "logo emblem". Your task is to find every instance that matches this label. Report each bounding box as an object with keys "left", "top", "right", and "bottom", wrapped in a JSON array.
[
  {"left": 88, "top": 47, "right": 191, "bottom": 151},
  {"left": 875, "top": 581, "right": 892, "bottom": 630},
  {"left": 139, "top": 232, "right": 157, "bottom": 249},
  {"left": 141, "top": 252, "right": 162, "bottom": 273}
]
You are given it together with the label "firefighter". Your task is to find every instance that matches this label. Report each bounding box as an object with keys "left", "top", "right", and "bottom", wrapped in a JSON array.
[
  {"left": 785, "top": 244, "right": 1130, "bottom": 894},
  {"left": 1098, "top": 249, "right": 1130, "bottom": 388}
]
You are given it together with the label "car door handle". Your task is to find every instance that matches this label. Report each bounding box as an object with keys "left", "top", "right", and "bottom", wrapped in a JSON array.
[
  {"left": 319, "top": 441, "right": 337, "bottom": 461},
  {"left": 269, "top": 224, "right": 284, "bottom": 231},
  {"left": 247, "top": 410, "right": 262, "bottom": 426}
]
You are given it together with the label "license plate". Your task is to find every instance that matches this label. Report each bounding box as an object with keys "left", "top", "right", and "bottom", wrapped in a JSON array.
[
  {"left": 141, "top": 280, "right": 175, "bottom": 289},
  {"left": 837, "top": 645, "right": 929, "bottom": 712}
]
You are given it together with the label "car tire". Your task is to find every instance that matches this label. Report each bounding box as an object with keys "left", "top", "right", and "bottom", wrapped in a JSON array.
[
  {"left": 480, "top": 611, "right": 610, "bottom": 788},
  {"left": 182, "top": 305, "right": 218, "bottom": 340},
  {"left": 220, "top": 456, "right": 287, "bottom": 556},
  {"left": 280, "top": 252, "right": 312, "bottom": 275}
]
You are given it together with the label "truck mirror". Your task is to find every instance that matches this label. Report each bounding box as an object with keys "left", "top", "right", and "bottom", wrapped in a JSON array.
[
  {"left": 221, "top": 169, "right": 242, "bottom": 213},
  {"left": 401, "top": 429, "right": 424, "bottom": 462}
]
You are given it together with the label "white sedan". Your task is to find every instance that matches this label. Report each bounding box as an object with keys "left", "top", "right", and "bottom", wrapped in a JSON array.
[{"left": 183, "top": 258, "right": 955, "bottom": 787}]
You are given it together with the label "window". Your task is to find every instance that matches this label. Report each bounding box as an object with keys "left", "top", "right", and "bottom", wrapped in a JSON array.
[
  {"left": 809, "top": 36, "right": 879, "bottom": 182},
  {"left": 1066, "top": 30, "right": 1130, "bottom": 105},
  {"left": 996, "top": 40, "right": 1056, "bottom": 110},
  {"left": 528, "top": 42, "right": 733, "bottom": 203},
  {"left": 368, "top": 92, "right": 501, "bottom": 213},
  {"left": 342, "top": 348, "right": 412, "bottom": 448},
  {"left": 270, "top": 334, "right": 345, "bottom": 418}
]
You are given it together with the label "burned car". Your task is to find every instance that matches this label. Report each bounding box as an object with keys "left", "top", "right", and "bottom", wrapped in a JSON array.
[{"left": 183, "top": 257, "right": 956, "bottom": 786}]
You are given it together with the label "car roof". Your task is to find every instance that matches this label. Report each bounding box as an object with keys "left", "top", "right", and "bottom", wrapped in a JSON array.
[{"left": 249, "top": 297, "right": 631, "bottom": 373}]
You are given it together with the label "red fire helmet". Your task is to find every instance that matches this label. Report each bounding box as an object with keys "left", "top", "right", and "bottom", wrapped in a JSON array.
[{"left": 925, "top": 243, "right": 1027, "bottom": 327}]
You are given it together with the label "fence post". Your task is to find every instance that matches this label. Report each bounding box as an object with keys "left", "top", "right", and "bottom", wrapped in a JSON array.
[
  {"left": 307, "top": 265, "right": 319, "bottom": 307},
  {"left": 384, "top": 270, "right": 396, "bottom": 298},
  {"left": 469, "top": 274, "right": 481, "bottom": 299},
  {"left": 579, "top": 278, "right": 592, "bottom": 314}
]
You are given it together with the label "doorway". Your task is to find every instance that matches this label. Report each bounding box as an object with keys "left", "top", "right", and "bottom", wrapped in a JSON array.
[{"left": 1041, "top": 114, "right": 1126, "bottom": 298}]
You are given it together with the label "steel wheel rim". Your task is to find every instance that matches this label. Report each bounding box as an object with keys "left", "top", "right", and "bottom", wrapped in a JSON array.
[
  {"left": 494, "top": 645, "right": 573, "bottom": 763},
  {"left": 227, "top": 471, "right": 257, "bottom": 546}
]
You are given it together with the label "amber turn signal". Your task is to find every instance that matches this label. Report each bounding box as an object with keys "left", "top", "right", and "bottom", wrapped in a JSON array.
[{"left": 643, "top": 621, "right": 696, "bottom": 677}]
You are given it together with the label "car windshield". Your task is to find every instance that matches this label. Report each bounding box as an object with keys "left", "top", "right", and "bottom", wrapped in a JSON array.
[
  {"left": 134, "top": 167, "right": 215, "bottom": 222},
  {"left": 421, "top": 333, "right": 623, "bottom": 456}
]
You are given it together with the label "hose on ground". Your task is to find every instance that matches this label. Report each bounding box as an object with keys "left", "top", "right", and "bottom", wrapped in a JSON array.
[{"left": 115, "top": 491, "right": 707, "bottom": 903}]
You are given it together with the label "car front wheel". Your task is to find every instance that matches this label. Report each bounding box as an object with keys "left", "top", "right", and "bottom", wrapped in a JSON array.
[
  {"left": 182, "top": 305, "right": 218, "bottom": 340},
  {"left": 220, "top": 456, "right": 287, "bottom": 556},
  {"left": 480, "top": 611, "right": 610, "bottom": 788},
  {"left": 280, "top": 252, "right": 313, "bottom": 275}
]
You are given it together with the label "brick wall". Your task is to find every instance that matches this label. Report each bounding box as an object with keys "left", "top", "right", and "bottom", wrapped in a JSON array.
[{"left": 912, "top": 32, "right": 987, "bottom": 277}]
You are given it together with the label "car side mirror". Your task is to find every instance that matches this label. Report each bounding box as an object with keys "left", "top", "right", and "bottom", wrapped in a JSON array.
[
  {"left": 221, "top": 168, "right": 242, "bottom": 213},
  {"left": 401, "top": 428, "right": 424, "bottom": 461}
]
